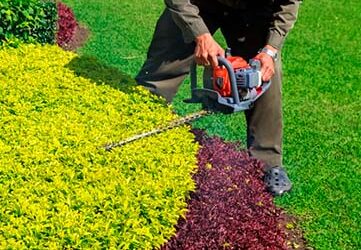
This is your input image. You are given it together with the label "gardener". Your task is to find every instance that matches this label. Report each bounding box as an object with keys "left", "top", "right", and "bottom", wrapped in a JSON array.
[{"left": 135, "top": 0, "right": 302, "bottom": 196}]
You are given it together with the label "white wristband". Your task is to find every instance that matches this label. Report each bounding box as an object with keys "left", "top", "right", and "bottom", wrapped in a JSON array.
[{"left": 259, "top": 47, "right": 278, "bottom": 61}]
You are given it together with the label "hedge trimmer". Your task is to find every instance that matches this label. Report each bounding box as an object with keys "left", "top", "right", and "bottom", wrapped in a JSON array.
[{"left": 104, "top": 52, "right": 271, "bottom": 151}]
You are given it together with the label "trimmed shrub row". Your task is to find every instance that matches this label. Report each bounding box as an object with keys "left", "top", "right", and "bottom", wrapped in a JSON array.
[
  {"left": 0, "top": 0, "right": 80, "bottom": 48},
  {"left": 56, "top": 1, "right": 77, "bottom": 47},
  {"left": 0, "top": 44, "right": 198, "bottom": 249},
  {"left": 163, "top": 130, "right": 288, "bottom": 249},
  {"left": 0, "top": 0, "right": 57, "bottom": 46}
]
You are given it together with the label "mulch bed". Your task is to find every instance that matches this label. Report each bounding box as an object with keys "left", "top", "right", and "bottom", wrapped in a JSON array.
[{"left": 162, "top": 130, "right": 308, "bottom": 249}]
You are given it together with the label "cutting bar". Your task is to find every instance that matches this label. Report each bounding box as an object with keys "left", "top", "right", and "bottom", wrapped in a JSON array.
[{"left": 103, "top": 110, "right": 211, "bottom": 151}]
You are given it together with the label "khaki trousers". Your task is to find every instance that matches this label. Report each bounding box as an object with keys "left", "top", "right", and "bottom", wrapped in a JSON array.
[{"left": 136, "top": 3, "right": 283, "bottom": 168}]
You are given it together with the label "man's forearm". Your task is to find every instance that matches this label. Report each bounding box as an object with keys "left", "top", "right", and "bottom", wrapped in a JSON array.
[
  {"left": 164, "top": 0, "right": 209, "bottom": 43},
  {"left": 165, "top": 0, "right": 302, "bottom": 50},
  {"left": 267, "top": 0, "right": 302, "bottom": 50}
]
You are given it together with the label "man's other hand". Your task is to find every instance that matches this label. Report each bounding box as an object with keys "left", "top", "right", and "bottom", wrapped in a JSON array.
[
  {"left": 254, "top": 45, "right": 278, "bottom": 82},
  {"left": 195, "top": 33, "right": 224, "bottom": 67}
]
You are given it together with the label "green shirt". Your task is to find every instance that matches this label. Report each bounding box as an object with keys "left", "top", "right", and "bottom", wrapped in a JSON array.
[{"left": 164, "top": 0, "right": 302, "bottom": 49}]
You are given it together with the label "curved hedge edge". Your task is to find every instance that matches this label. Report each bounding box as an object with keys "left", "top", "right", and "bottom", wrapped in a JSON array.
[{"left": 162, "top": 129, "right": 307, "bottom": 249}]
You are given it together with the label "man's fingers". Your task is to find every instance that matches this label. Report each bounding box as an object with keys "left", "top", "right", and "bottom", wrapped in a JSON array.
[
  {"left": 195, "top": 48, "right": 207, "bottom": 65},
  {"left": 194, "top": 45, "right": 200, "bottom": 58},
  {"left": 201, "top": 52, "right": 210, "bottom": 65},
  {"left": 196, "top": 57, "right": 209, "bottom": 66},
  {"left": 259, "top": 58, "right": 274, "bottom": 81},
  {"left": 253, "top": 52, "right": 276, "bottom": 81},
  {"left": 210, "top": 54, "right": 218, "bottom": 67},
  {"left": 218, "top": 48, "right": 225, "bottom": 58},
  {"left": 200, "top": 55, "right": 209, "bottom": 65},
  {"left": 211, "top": 48, "right": 225, "bottom": 67},
  {"left": 263, "top": 72, "right": 270, "bottom": 82},
  {"left": 262, "top": 67, "right": 270, "bottom": 82},
  {"left": 261, "top": 65, "right": 267, "bottom": 79},
  {"left": 194, "top": 33, "right": 224, "bottom": 66},
  {"left": 262, "top": 67, "right": 274, "bottom": 82}
]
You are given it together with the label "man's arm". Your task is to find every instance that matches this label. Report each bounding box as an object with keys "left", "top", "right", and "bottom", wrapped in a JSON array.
[
  {"left": 257, "top": 0, "right": 302, "bottom": 81},
  {"left": 267, "top": 0, "right": 302, "bottom": 50},
  {"left": 164, "top": 0, "right": 209, "bottom": 43},
  {"left": 164, "top": 0, "right": 224, "bottom": 66}
]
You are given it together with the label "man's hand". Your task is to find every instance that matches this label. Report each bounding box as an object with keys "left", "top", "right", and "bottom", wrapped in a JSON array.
[
  {"left": 195, "top": 33, "right": 224, "bottom": 67},
  {"left": 254, "top": 45, "right": 278, "bottom": 82}
]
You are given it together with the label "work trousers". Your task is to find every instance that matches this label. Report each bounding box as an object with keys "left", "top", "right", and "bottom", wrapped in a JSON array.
[{"left": 135, "top": 2, "right": 283, "bottom": 168}]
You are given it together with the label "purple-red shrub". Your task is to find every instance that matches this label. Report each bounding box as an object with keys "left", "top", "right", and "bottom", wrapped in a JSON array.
[
  {"left": 162, "top": 130, "right": 288, "bottom": 250},
  {"left": 56, "top": 2, "right": 77, "bottom": 47}
]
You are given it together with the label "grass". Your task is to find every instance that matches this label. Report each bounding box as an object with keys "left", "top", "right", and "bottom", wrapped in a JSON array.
[{"left": 63, "top": 0, "right": 361, "bottom": 249}]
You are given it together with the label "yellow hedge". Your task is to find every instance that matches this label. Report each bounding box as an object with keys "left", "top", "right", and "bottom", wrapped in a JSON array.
[{"left": 0, "top": 44, "right": 198, "bottom": 249}]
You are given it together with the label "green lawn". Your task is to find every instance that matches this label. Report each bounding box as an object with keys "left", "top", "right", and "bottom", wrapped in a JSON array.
[{"left": 63, "top": 0, "right": 361, "bottom": 249}]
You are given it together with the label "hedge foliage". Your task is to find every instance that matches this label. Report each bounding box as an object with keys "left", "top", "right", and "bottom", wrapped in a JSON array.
[
  {"left": 0, "top": 44, "right": 198, "bottom": 249},
  {"left": 164, "top": 130, "right": 288, "bottom": 249},
  {"left": 56, "top": 1, "right": 77, "bottom": 47},
  {"left": 0, "top": 0, "right": 57, "bottom": 46}
]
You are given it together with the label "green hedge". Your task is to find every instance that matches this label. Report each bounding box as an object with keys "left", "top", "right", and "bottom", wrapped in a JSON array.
[
  {"left": 0, "top": 0, "right": 57, "bottom": 46},
  {"left": 0, "top": 44, "right": 198, "bottom": 249}
]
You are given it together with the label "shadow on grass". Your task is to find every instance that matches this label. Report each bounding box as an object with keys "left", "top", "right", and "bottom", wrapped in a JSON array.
[
  {"left": 65, "top": 55, "right": 137, "bottom": 92},
  {"left": 65, "top": 55, "right": 168, "bottom": 107}
]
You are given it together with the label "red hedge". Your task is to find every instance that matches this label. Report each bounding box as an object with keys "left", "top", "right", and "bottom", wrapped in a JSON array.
[
  {"left": 56, "top": 2, "right": 77, "bottom": 47},
  {"left": 163, "top": 130, "right": 288, "bottom": 249}
]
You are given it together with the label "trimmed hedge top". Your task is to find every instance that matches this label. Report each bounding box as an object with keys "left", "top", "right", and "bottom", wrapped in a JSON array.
[{"left": 0, "top": 44, "right": 198, "bottom": 249}]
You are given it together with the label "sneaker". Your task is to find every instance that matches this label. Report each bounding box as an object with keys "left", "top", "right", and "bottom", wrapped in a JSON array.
[{"left": 264, "top": 166, "right": 292, "bottom": 196}]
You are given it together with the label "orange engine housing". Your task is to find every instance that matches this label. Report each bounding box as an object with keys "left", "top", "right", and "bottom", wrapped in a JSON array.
[{"left": 213, "top": 56, "right": 249, "bottom": 97}]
